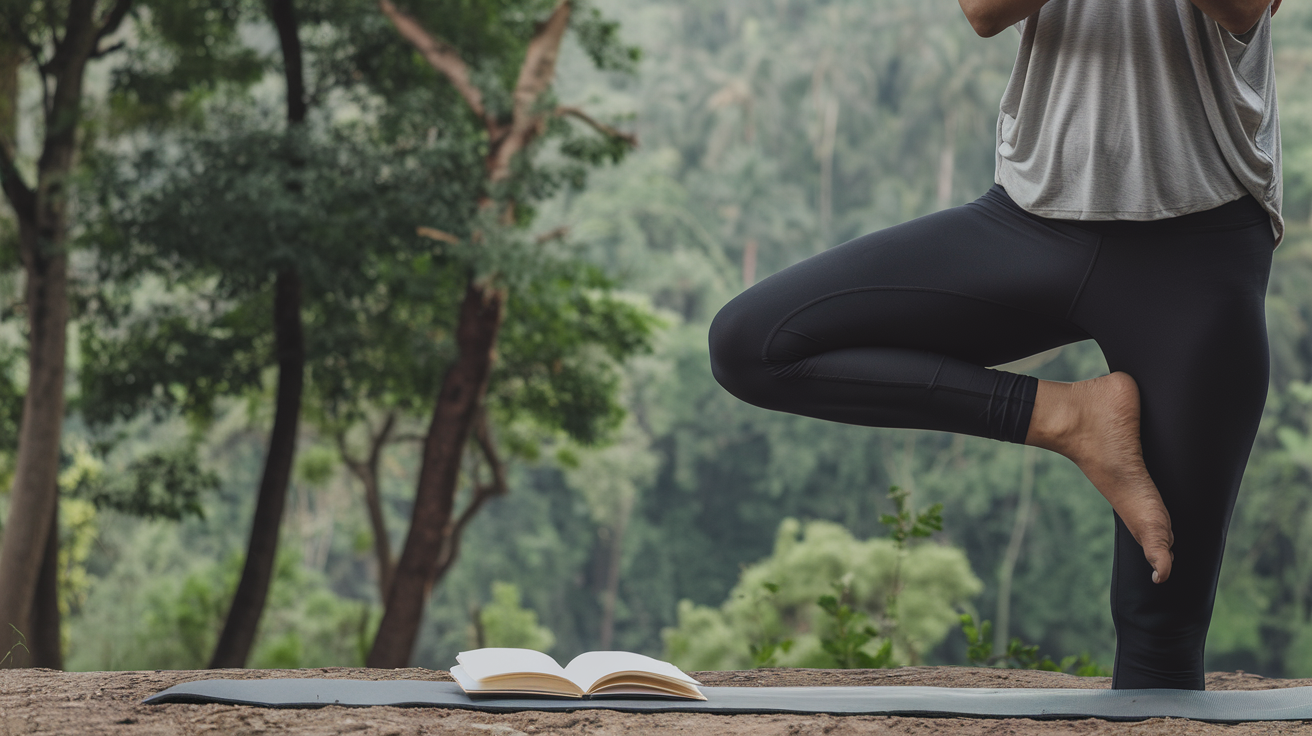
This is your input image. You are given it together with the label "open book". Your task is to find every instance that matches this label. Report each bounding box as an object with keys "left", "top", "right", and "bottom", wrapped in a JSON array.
[{"left": 450, "top": 648, "right": 706, "bottom": 700}]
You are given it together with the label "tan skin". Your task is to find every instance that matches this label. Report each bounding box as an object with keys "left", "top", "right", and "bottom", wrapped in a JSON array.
[
  {"left": 977, "top": 0, "right": 1284, "bottom": 587},
  {"left": 1025, "top": 375, "right": 1175, "bottom": 584}
]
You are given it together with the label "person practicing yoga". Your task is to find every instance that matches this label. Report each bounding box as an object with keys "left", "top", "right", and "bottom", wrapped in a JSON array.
[{"left": 709, "top": 0, "right": 1285, "bottom": 691}]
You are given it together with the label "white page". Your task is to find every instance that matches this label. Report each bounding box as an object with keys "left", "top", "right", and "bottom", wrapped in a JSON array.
[
  {"left": 562, "top": 651, "right": 699, "bottom": 692},
  {"left": 449, "top": 665, "right": 483, "bottom": 691},
  {"left": 456, "top": 648, "right": 565, "bottom": 682}
]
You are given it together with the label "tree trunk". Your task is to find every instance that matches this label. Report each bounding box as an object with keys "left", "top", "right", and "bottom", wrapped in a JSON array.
[
  {"left": 366, "top": 280, "right": 504, "bottom": 668},
  {"left": 0, "top": 1, "right": 99, "bottom": 666},
  {"left": 741, "top": 238, "right": 757, "bottom": 288},
  {"left": 597, "top": 494, "right": 634, "bottom": 651},
  {"left": 367, "top": 0, "right": 586, "bottom": 668},
  {"left": 207, "top": 0, "right": 307, "bottom": 670},
  {"left": 0, "top": 217, "right": 70, "bottom": 672},
  {"left": 0, "top": 38, "right": 17, "bottom": 153},
  {"left": 29, "top": 505, "right": 61, "bottom": 669},
  {"left": 365, "top": 470, "right": 393, "bottom": 599},
  {"left": 209, "top": 269, "right": 304, "bottom": 668},
  {"left": 816, "top": 93, "right": 839, "bottom": 251},
  {"left": 936, "top": 106, "right": 957, "bottom": 211},
  {"left": 340, "top": 413, "right": 397, "bottom": 601},
  {"left": 994, "top": 445, "right": 1037, "bottom": 654}
]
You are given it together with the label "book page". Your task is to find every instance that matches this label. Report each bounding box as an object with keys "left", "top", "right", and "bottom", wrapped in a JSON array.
[
  {"left": 456, "top": 648, "right": 566, "bottom": 682},
  {"left": 450, "top": 664, "right": 582, "bottom": 698},
  {"left": 562, "top": 651, "right": 700, "bottom": 693}
]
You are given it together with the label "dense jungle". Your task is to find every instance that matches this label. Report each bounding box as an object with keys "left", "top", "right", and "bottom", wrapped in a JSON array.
[{"left": 1, "top": 0, "right": 1311, "bottom": 680}]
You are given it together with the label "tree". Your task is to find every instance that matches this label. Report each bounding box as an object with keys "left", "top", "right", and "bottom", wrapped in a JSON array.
[
  {"left": 362, "top": 0, "right": 641, "bottom": 667},
  {"left": 0, "top": 0, "right": 135, "bottom": 670},
  {"left": 208, "top": 0, "right": 310, "bottom": 671}
]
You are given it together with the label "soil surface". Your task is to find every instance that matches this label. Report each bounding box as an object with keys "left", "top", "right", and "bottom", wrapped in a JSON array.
[{"left": 3, "top": 666, "right": 1311, "bottom": 735}]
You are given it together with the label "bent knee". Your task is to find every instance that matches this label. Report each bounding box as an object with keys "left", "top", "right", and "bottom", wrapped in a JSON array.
[{"left": 708, "top": 298, "right": 776, "bottom": 407}]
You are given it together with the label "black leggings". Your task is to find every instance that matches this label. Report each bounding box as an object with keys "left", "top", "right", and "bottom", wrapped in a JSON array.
[{"left": 709, "top": 183, "right": 1275, "bottom": 690}]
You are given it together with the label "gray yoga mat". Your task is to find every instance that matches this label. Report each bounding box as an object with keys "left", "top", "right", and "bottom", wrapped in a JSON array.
[{"left": 143, "top": 678, "right": 1312, "bottom": 722}]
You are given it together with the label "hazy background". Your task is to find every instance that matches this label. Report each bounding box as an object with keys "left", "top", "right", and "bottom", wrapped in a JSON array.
[{"left": 2, "top": 0, "right": 1312, "bottom": 677}]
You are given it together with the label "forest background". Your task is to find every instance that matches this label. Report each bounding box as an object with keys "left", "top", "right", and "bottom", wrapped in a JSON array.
[{"left": 2, "top": 0, "right": 1312, "bottom": 677}]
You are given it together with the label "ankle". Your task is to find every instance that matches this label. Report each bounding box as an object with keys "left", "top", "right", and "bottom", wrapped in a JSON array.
[{"left": 1025, "top": 380, "right": 1080, "bottom": 455}]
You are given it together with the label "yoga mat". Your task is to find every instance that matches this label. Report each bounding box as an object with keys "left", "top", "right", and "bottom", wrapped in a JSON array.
[{"left": 143, "top": 679, "right": 1312, "bottom": 722}]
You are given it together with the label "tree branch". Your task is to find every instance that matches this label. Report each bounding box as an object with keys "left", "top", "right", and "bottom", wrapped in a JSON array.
[
  {"left": 0, "top": 138, "right": 34, "bottom": 222},
  {"left": 376, "top": 0, "right": 487, "bottom": 121},
  {"left": 94, "top": 0, "right": 133, "bottom": 45},
  {"left": 555, "top": 105, "right": 638, "bottom": 148},
  {"left": 534, "top": 226, "right": 569, "bottom": 245},
  {"left": 487, "top": 0, "right": 573, "bottom": 181},
  {"left": 369, "top": 412, "right": 397, "bottom": 469},
  {"left": 417, "top": 226, "right": 461, "bottom": 244},
  {"left": 512, "top": 1, "right": 572, "bottom": 122},
  {"left": 429, "top": 408, "right": 505, "bottom": 586},
  {"left": 89, "top": 40, "right": 125, "bottom": 59}
]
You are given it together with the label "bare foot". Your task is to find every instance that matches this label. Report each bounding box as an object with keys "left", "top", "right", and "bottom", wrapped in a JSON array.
[{"left": 1026, "top": 372, "right": 1175, "bottom": 583}]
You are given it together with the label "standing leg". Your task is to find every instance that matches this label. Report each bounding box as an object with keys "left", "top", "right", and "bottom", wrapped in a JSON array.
[{"left": 1070, "top": 209, "right": 1274, "bottom": 689}]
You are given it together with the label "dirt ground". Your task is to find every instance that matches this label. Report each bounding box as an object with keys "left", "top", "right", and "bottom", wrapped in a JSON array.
[{"left": 3, "top": 666, "right": 1312, "bottom": 735}]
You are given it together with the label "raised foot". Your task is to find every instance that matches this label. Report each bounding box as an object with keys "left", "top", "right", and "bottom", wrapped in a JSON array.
[{"left": 1027, "top": 372, "right": 1174, "bottom": 583}]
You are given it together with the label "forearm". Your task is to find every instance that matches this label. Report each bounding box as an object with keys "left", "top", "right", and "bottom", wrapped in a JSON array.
[
  {"left": 1187, "top": 0, "right": 1270, "bottom": 34},
  {"left": 958, "top": 0, "right": 1051, "bottom": 37}
]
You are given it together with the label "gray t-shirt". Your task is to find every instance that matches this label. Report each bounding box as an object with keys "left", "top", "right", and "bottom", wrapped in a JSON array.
[{"left": 994, "top": 0, "right": 1283, "bottom": 246}]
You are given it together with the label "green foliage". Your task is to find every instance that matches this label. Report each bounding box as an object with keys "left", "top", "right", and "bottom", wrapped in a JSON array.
[
  {"left": 295, "top": 444, "right": 338, "bottom": 487},
  {"left": 662, "top": 517, "right": 981, "bottom": 671},
  {"left": 67, "top": 534, "right": 379, "bottom": 671},
  {"left": 77, "top": 295, "right": 271, "bottom": 426},
  {"left": 817, "top": 578, "right": 894, "bottom": 669},
  {"left": 961, "top": 612, "right": 993, "bottom": 665},
  {"left": 39, "top": 0, "right": 1312, "bottom": 678},
  {"left": 65, "top": 444, "right": 218, "bottom": 521},
  {"left": 476, "top": 581, "right": 556, "bottom": 652},
  {"left": 880, "top": 486, "right": 944, "bottom": 547},
  {"left": 744, "top": 582, "right": 792, "bottom": 668},
  {"left": 107, "top": 0, "right": 266, "bottom": 129},
  {"left": 496, "top": 273, "right": 660, "bottom": 450},
  {"left": 1, "top": 624, "right": 28, "bottom": 667},
  {"left": 960, "top": 613, "right": 1110, "bottom": 676},
  {"left": 878, "top": 486, "right": 944, "bottom": 647},
  {"left": 57, "top": 499, "right": 101, "bottom": 619},
  {"left": 569, "top": 4, "right": 641, "bottom": 74},
  {"left": 0, "top": 350, "right": 25, "bottom": 493}
]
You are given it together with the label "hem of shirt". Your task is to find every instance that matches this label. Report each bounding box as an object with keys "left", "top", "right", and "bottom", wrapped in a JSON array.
[{"left": 992, "top": 176, "right": 1251, "bottom": 221}]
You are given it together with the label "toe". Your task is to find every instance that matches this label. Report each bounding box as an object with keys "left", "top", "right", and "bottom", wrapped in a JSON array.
[{"left": 1145, "top": 533, "right": 1174, "bottom": 583}]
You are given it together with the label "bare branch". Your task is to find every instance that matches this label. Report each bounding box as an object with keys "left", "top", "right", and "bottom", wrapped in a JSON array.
[
  {"left": 469, "top": 409, "right": 507, "bottom": 501},
  {"left": 416, "top": 226, "right": 460, "bottom": 244},
  {"left": 429, "top": 408, "right": 506, "bottom": 586},
  {"left": 376, "top": 0, "right": 486, "bottom": 121},
  {"left": 555, "top": 105, "right": 638, "bottom": 148},
  {"left": 368, "top": 412, "right": 398, "bottom": 472},
  {"left": 488, "top": 0, "right": 573, "bottom": 181},
  {"left": 94, "top": 0, "right": 133, "bottom": 45},
  {"left": 512, "top": 1, "right": 572, "bottom": 123},
  {"left": 6, "top": 15, "right": 48, "bottom": 80},
  {"left": 89, "top": 40, "right": 124, "bottom": 59},
  {"left": 335, "top": 411, "right": 397, "bottom": 479},
  {"left": 0, "top": 137, "right": 34, "bottom": 223},
  {"left": 334, "top": 430, "right": 368, "bottom": 480},
  {"left": 534, "top": 226, "right": 568, "bottom": 245}
]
